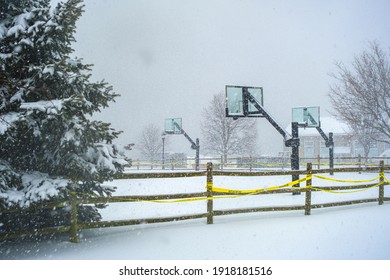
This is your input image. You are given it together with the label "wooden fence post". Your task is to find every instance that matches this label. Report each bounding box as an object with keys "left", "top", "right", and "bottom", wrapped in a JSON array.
[
  {"left": 70, "top": 192, "right": 79, "bottom": 243},
  {"left": 379, "top": 160, "right": 384, "bottom": 205},
  {"left": 305, "top": 163, "right": 312, "bottom": 215},
  {"left": 206, "top": 162, "right": 214, "bottom": 224}
]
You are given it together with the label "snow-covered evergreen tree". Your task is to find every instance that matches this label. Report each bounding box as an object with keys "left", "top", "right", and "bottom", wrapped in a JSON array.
[{"left": 0, "top": 0, "right": 128, "bottom": 232}]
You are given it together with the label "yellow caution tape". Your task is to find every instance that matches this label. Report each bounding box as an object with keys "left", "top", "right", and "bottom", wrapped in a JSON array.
[
  {"left": 313, "top": 174, "right": 380, "bottom": 183},
  {"left": 69, "top": 172, "right": 390, "bottom": 204},
  {"left": 212, "top": 177, "right": 308, "bottom": 194},
  {"left": 309, "top": 172, "right": 389, "bottom": 194},
  {"left": 310, "top": 182, "right": 382, "bottom": 194},
  {"left": 74, "top": 177, "right": 311, "bottom": 204}
]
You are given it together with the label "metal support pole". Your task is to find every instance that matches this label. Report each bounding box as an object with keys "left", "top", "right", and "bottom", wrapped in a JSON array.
[
  {"left": 244, "top": 90, "right": 290, "bottom": 139},
  {"left": 315, "top": 126, "right": 334, "bottom": 172},
  {"left": 172, "top": 122, "right": 200, "bottom": 171}
]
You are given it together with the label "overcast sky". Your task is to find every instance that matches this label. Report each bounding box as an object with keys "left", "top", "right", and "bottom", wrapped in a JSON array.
[{"left": 68, "top": 0, "right": 390, "bottom": 157}]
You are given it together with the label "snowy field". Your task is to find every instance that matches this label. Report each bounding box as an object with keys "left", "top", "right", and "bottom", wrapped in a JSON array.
[{"left": 1, "top": 170, "right": 390, "bottom": 261}]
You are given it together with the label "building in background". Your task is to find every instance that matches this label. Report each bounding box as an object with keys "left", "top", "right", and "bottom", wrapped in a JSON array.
[{"left": 285, "top": 117, "right": 390, "bottom": 158}]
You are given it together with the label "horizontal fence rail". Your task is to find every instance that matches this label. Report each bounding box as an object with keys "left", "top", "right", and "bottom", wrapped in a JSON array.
[
  {"left": 1, "top": 162, "right": 389, "bottom": 243},
  {"left": 129, "top": 156, "right": 390, "bottom": 171}
]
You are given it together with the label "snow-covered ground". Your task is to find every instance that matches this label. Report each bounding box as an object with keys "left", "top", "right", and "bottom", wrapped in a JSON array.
[{"left": 1, "top": 171, "right": 390, "bottom": 261}]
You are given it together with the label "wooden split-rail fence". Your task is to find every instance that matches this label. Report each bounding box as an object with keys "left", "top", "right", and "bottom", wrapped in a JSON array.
[{"left": 1, "top": 162, "right": 389, "bottom": 243}]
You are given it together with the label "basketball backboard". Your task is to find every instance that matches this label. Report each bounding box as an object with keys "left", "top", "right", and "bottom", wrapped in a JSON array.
[
  {"left": 225, "top": 85, "right": 263, "bottom": 118},
  {"left": 164, "top": 118, "right": 182, "bottom": 134},
  {"left": 292, "top": 106, "right": 320, "bottom": 127}
]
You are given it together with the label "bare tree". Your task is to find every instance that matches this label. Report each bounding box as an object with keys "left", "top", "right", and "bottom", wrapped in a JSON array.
[
  {"left": 201, "top": 92, "right": 258, "bottom": 160},
  {"left": 329, "top": 41, "right": 390, "bottom": 157},
  {"left": 137, "top": 124, "right": 166, "bottom": 163}
]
